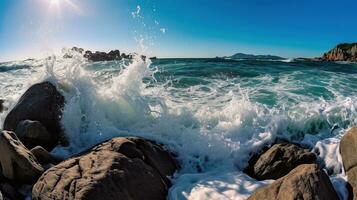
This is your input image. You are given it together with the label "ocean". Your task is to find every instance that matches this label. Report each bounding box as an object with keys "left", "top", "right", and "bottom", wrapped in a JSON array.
[{"left": 1, "top": 54, "right": 357, "bottom": 199}]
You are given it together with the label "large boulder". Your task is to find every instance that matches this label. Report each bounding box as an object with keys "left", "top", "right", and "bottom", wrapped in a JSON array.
[
  {"left": 245, "top": 143, "right": 316, "bottom": 180},
  {"left": 0, "top": 131, "right": 44, "bottom": 184},
  {"left": 340, "top": 126, "right": 357, "bottom": 199},
  {"left": 32, "top": 137, "right": 177, "bottom": 200},
  {"left": 3, "top": 82, "right": 66, "bottom": 150},
  {"left": 248, "top": 164, "right": 339, "bottom": 200}
]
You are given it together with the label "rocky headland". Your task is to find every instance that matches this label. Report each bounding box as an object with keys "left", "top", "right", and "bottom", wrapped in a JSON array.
[
  {"left": 293, "top": 42, "right": 357, "bottom": 62},
  {"left": 322, "top": 43, "right": 357, "bottom": 62}
]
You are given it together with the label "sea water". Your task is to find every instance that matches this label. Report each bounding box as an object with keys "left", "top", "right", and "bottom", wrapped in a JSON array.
[{"left": 1, "top": 53, "right": 357, "bottom": 199}]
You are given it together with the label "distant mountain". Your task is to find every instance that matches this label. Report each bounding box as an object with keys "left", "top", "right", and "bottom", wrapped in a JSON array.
[
  {"left": 226, "top": 53, "right": 286, "bottom": 61},
  {"left": 321, "top": 43, "right": 357, "bottom": 62}
]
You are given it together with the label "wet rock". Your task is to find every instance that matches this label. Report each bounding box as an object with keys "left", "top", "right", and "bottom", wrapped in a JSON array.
[
  {"left": 0, "top": 131, "right": 44, "bottom": 184},
  {"left": 32, "top": 137, "right": 177, "bottom": 200},
  {"left": 0, "top": 99, "right": 4, "bottom": 113},
  {"left": 245, "top": 143, "right": 316, "bottom": 180},
  {"left": 15, "top": 120, "right": 52, "bottom": 150},
  {"left": 248, "top": 164, "right": 339, "bottom": 200},
  {"left": 3, "top": 82, "right": 66, "bottom": 150},
  {"left": 107, "top": 50, "right": 121, "bottom": 60},
  {"left": 31, "top": 146, "right": 62, "bottom": 165},
  {"left": 340, "top": 126, "right": 357, "bottom": 199}
]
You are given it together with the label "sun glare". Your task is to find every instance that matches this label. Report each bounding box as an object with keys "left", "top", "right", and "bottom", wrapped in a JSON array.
[{"left": 45, "top": 0, "right": 82, "bottom": 16}]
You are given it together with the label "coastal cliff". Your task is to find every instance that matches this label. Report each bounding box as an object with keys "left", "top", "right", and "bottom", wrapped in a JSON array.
[{"left": 322, "top": 43, "right": 357, "bottom": 61}]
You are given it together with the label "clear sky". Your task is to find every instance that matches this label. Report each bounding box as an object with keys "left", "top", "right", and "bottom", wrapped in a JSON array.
[{"left": 1, "top": 0, "right": 357, "bottom": 61}]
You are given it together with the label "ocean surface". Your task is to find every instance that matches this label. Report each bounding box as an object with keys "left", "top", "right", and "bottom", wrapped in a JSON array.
[{"left": 1, "top": 53, "right": 357, "bottom": 199}]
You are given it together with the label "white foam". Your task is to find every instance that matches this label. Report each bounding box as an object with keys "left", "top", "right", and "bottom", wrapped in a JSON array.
[{"left": 1, "top": 54, "right": 356, "bottom": 199}]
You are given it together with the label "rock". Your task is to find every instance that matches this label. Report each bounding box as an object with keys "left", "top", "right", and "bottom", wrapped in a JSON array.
[
  {"left": 322, "top": 43, "right": 357, "bottom": 62},
  {"left": 31, "top": 146, "right": 62, "bottom": 165},
  {"left": 3, "top": 82, "right": 66, "bottom": 150},
  {"left": 0, "top": 131, "right": 44, "bottom": 184},
  {"left": 32, "top": 137, "right": 177, "bottom": 200},
  {"left": 0, "top": 177, "right": 24, "bottom": 200},
  {"left": 340, "top": 126, "right": 357, "bottom": 199},
  {"left": 248, "top": 164, "right": 339, "bottom": 200},
  {"left": 107, "top": 50, "right": 121, "bottom": 60},
  {"left": 71, "top": 47, "right": 84, "bottom": 54},
  {"left": 15, "top": 120, "right": 52, "bottom": 150},
  {"left": 0, "top": 99, "right": 4, "bottom": 113},
  {"left": 245, "top": 143, "right": 316, "bottom": 180}
]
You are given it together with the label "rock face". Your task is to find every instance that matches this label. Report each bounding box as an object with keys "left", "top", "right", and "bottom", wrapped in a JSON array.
[
  {"left": 30, "top": 146, "right": 62, "bottom": 165},
  {"left": 3, "top": 82, "right": 66, "bottom": 150},
  {"left": 15, "top": 120, "right": 53, "bottom": 150},
  {"left": 32, "top": 137, "right": 177, "bottom": 200},
  {"left": 0, "top": 131, "right": 44, "bottom": 184},
  {"left": 340, "top": 126, "right": 357, "bottom": 199},
  {"left": 245, "top": 143, "right": 316, "bottom": 180},
  {"left": 322, "top": 43, "right": 357, "bottom": 62},
  {"left": 248, "top": 164, "right": 339, "bottom": 200}
]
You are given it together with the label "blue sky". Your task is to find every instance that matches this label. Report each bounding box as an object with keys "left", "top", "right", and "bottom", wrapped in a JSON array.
[{"left": 0, "top": 0, "right": 356, "bottom": 61}]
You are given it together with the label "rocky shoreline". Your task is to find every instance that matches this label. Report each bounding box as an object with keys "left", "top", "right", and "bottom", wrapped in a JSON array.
[{"left": 1, "top": 81, "right": 357, "bottom": 199}]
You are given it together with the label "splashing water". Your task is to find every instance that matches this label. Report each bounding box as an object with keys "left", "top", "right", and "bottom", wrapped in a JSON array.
[{"left": 1, "top": 54, "right": 357, "bottom": 199}]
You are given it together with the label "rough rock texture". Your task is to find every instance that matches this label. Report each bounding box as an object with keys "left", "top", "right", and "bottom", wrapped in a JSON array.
[
  {"left": 15, "top": 120, "right": 52, "bottom": 150},
  {"left": 245, "top": 143, "right": 316, "bottom": 180},
  {"left": 0, "top": 131, "right": 44, "bottom": 184},
  {"left": 248, "top": 164, "right": 339, "bottom": 200},
  {"left": 32, "top": 137, "right": 177, "bottom": 200},
  {"left": 340, "top": 126, "right": 357, "bottom": 199},
  {"left": 3, "top": 82, "right": 66, "bottom": 150},
  {"left": 322, "top": 43, "right": 357, "bottom": 62}
]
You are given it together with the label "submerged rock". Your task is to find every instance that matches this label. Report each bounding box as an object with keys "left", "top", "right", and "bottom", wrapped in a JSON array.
[
  {"left": 340, "top": 126, "right": 357, "bottom": 199},
  {"left": 0, "top": 131, "right": 44, "bottom": 184},
  {"left": 245, "top": 143, "right": 316, "bottom": 180},
  {"left": 3, "top": 82, "right": 66, "bottom": 150},
  {"left": 32, "top": 137, "right": 177, "bottom": 200},
  {"left": 248, "top": 164, "right": 339, "bottom": 200}
]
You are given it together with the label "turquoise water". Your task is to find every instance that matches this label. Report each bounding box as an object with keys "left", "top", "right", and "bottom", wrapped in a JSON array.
[{"left": 0, "top": 57, "right": 357, "bottom": 199}]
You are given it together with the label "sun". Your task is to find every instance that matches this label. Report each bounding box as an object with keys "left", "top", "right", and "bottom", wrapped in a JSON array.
[
  {"left": 49, "top": 0, "right": 60, "bottom": 6},
  {"left": 44, "top": 0, "right": 82, "bottom": 16}
]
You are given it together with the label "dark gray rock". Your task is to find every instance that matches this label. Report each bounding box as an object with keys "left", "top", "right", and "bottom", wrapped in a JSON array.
[
  {"left": 3, "top": 82, "right": 66, "bottom": 150},
  {"left": 15, "top": 120, "right": 52, "bottom": 150}
]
